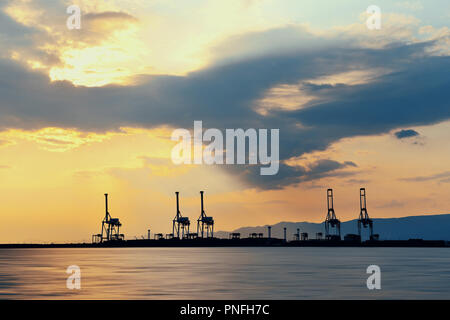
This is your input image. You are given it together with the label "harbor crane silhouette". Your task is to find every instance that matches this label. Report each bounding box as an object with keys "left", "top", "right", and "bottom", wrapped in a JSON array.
[
  {"left": 92, "top": 193, "right": 124, "bottom": 243},
  {"left": 173, "top": 192, "right": 190, "bottom": 239},
  {"left": 324, "top": 188, "right": 341, "bottom": 240},
  {"left": 197, "top": 191, "right": 214, "bottom": 238},
  {"left": 357, "top": 188, "right": 379, "bottom": 240}
]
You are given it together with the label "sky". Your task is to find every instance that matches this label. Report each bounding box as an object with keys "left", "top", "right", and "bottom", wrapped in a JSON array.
[{"left": 0, "top": 0, "right": 449, "bottom": 243}]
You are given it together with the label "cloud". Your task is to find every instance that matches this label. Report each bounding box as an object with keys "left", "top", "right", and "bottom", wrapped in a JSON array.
[
  {"left": 394, "top": 129, "right": 420, "bottom": 139},
  {"left": 376, "top": 199, "right": 405, "bottom": 208},
  {"left": 78, "top": 11, "right": 139, "bottom": 39},
  {"left": 396, "top": 1, "right": 424, "bottom": 11},
  {"left": 0, "top": 128, "right": 113, "bottom": 152},
  {"left": 0, "top": 24, "right": 449, "bottom": 189},
  {"left": 73, "top": 170, "right": 102, "bottom": 179},
  {"left": 1, "top": 1, "right": 146, "bottom": 86},
  {"left": 400, "top": 171, "right": 450, "bottom": 183},
  {"left": 345, "top": 178, "right": 370, "bottom": 185},
  {"left": 84, "top": 11, "right": 137, "bottom": 22},
  {"left": 227, "top": 159, "right": 358, "bottom": 190}
]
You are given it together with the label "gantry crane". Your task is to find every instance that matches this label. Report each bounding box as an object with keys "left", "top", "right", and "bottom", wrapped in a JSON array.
[
  {"left": 197, "top": 191, "right": 214, "bottom": 238},
  {"left": 173, "top": 192, "right": 190, "bottom": 239},
  {"left": 92, "top": 193, "right": 124, "bottom": 243},
  {"left": 324, "top": 188, "right": 341, "bottom": 240},
  {"left": 358, "top": 188, "right": 375, "bottom": 240}
]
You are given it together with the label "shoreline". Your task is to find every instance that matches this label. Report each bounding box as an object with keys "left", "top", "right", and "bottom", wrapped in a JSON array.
[{"left": 1, "top": 238, "right": 448, "bottom": 248}]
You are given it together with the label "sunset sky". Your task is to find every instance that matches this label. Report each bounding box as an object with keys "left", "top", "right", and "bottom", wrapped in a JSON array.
[{"left": 0, "top": 0, "right": 449, "bottom": 243}]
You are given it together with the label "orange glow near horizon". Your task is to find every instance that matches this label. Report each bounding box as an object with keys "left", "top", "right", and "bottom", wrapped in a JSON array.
[{"left": 0, "top": 121, "right": 449, "bottom": 243}]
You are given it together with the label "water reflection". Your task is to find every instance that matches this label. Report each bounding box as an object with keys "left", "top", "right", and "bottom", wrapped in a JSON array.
[{"left": 0, "top": 247, "right": 449, "bottom": 299}]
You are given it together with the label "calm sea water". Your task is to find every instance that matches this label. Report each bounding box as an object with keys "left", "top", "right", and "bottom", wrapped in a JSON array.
[{"left": 0, "top": 247, "right": 449, "bottom": 299}]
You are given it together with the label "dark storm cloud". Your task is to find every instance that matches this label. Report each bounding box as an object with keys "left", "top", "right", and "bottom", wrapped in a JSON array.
[
  {"left": 224, "top": 159, "right": 358, "bottom": 190},
  {"left": 0, "top": 24, "right": 449, "bottom": 189},
  {"left": 394, "top": 129, "right": 420, "bottom": 139}
]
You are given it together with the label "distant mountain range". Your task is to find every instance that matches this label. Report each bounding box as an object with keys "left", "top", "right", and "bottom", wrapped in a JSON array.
[{"left": 215, "top": 214, "right": 450, "bottom": 241}]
